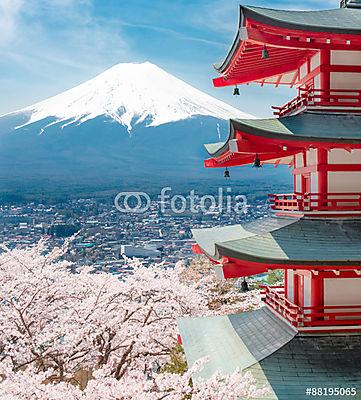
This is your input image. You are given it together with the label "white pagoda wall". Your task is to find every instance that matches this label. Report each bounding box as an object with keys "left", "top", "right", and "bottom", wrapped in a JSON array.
[
  {"left": 328, "top": 149, "right": 361, "bottom": 193},
  {"left": 287, "top": 274, "right": 361, "bottom": 312},
  {"left": 308, "top": 149, "right": 318, "bottom": 193},
  {"left": 310, "top": 174, "right": 318, "bottom": 193},
  {"left": 286, "top": 269, "right": 294, "bottom": 301},
  {"left": 295, "top": 149, "right": 361, "bottom": 194},
  {"left": 303, "top": 274, "right": 311, "bottom": 307},
  {"left": 324, "top": 278, "right": 361, "bottom": 307},
  {"left": 300, "top": 50, "right": 361, "bottom": 90},
  {"left": 294, "top": 154, "right": 303, "bottom": 193},
  {"left": 295, "top": 153, "right": 303, "bottom": 168},
  {"left": 311, "top": 53, "right": 320, "bottom": 71},
  {"left": 293, "top": 150, "right": 318, "bottom": 194},
  {"left": 331, "top": 50, "right": 361, "bottom": 66},
  {"left": 328, "top": 172, "right": 361, "bottom": 193},
  {"left": 311, "top": 53, "right": 321, "bottom": 90},
  {"left": 285, "top": 270, "right": 311, "bottom": 307},
  {"left": 329, "top": 149, "right": 361, "bottom": 164},
  {"left": 330, "top": 51, "right": 361, "bottom": 90},
  {"left": 331, "top": 73, "right": 361, "bottom": 90},
  {"left": 300, "top": 63, "right": 308, "bottom": 81},
  {"left": 295, "top": 175, "right": 301, "bottom": 193}
]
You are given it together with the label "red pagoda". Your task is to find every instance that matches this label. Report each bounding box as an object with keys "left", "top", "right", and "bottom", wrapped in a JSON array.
[{"left": 178, "top": 2, "right": 361, "bottom": 399}]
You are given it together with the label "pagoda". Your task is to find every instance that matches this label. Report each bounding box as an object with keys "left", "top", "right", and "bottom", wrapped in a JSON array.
[{"left": 178, "top": 1, "right": 361, "bottom": 399}]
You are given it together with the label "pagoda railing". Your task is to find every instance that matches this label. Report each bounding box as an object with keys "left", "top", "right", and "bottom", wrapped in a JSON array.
[
  {"left": 272, "top": 88, "right": 361, "bottom": 117},
  {"left": 268, "top": 192, "right": 361, "bottom": 213},
  {"left": 260, "top": 285, "right": 361, "bottom": 328}
]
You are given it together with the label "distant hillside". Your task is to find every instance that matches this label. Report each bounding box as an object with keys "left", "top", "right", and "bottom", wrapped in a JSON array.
[{"left": 0, "top": 61, "right": 291, "bottom": 195}]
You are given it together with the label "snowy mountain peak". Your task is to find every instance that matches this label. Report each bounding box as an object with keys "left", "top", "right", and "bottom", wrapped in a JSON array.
[{"left": 9, "top": 61, "right": 252, "bottom": 132}]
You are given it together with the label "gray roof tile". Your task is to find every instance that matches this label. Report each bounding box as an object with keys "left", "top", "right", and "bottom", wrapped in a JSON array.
[
  {"left": 194, "top": 217, "right": 361, "bottom": 265},
  {"left": 205, "top": 113, "right": 361, "bottom": 158},
  {"left": 242, "top": 6, "right": 361, "bottom": 34}
]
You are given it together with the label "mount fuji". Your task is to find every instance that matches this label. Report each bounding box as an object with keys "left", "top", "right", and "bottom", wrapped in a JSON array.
[{"left": 0, "top": 62, "right": 253, "bottom": 194}]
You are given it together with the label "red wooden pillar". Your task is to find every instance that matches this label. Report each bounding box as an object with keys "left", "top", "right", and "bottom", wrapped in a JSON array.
[
  {"left": 293, "top": 273, "right": 304, "bottom": 307},
  {"left": 320, "top": 49, "right": 331, "bottom": 94},
  {"left": 293, "top": 155, "right": 297, "bottom": 194},
  {"left": 318, "top": 148, "right": 328, "bottom": 207},
  {"left": 301, "top": 151, "right": 307, "bottom": 194},
  {"left": 311, "top": 274, "right": 324, "bottom": 320},
  {"left": 318, "top": 50, "right": 330, "bottom": 209},
  {"left": 293, "top": 273, "right": 299, "bottom": 305}
]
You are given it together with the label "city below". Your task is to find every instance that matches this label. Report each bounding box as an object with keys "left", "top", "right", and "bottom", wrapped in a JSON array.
[{"left": 0, "top": 192, "right": 271, "bottom": 273}]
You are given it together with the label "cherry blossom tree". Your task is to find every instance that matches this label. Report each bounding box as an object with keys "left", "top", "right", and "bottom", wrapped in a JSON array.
[
  {"left": 180, "top": 256, "right": 262, "bottom": 314},
  {"left": 0, "top": 360, "right": 268, "bottom": 400},
  {"left": 0, "top": 242, "right": 267, "bottom": 399}
]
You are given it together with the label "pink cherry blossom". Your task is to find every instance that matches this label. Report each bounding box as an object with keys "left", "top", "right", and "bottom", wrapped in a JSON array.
[{"left": 0, "top": 242, "right": 267, "bottom": 399}]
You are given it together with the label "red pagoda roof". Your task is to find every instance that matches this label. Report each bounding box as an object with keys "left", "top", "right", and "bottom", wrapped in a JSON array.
[
  {"left": 204, "top": 113, "right": 361, "bottom": 168},
  {"left": 214, "top": 5, "right": 361, "bottom": 87},
  {"left": 192, "top": 217, "right": 361, "bottom": 277}
]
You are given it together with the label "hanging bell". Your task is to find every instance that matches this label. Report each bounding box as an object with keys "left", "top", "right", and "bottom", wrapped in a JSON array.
[
  {"left": 262, "top": 45, "right": 270, "bottom": 59},
  {"left": 253, "top": 154, "right": 262, "bottom": 168},
  {"left": 224, "top": 168, "right": 230, "bottom": 178},
  {"left": 233, "top": 85, "right": 240, "bottom": 96},
  {"left": 241, "top": 277, "right": 249, "bottom": 292}
]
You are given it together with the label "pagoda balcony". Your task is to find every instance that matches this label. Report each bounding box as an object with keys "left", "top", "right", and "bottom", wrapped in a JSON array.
[
  {"left": 272, "top": 88, "right": 361, "bottom": 118},
  {"left": 268, "top": 192, "right": 361, "bottom": 214},
  {"left": 260, "top": 285, "right": 361, "bottom": 331}
]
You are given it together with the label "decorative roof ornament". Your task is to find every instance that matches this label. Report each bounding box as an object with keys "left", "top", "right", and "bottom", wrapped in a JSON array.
[
  {"left": 233, "top": 85, "right": 240, "bottom": 96},
  {"left": 340, "top": 0, "right": 361, "bottom": 8},
  {"left": 253, "top": 154, "right": 262, "bottom": 168},
  {"left": 261, "top": 45, "right": 270, "bottom": 60},
  {"left": 241, "top": 277, "right": 249, "bottom": 292}
]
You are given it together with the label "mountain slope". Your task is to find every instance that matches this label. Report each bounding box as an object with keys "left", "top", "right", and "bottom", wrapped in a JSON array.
[
  {"left": 4, "top": 61, "right": 252, "bottom": 133},
  {"left": 0, "top": 62, "right": 287, "bottom": 196}
]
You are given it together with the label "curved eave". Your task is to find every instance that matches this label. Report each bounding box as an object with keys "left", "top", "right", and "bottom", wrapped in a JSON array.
[
  {"left": 242, "top": 6, "right": 361, "bottom": 35},
  {"left": 230, "top": 115, "right": 361, "bottom": 145},
  {"left": 214, "top": 5, "right": 244, "bottom": 74},
  {"left": 214, "top": 5, "right": 361, "bottom": 86},
  {"left": 194, "top": 242, "right": 361, "bottom": 280},
  {"left": 194, "top": 241, "right": 361, "bottom": 267},
  {"left": 219, "top": 247, "right": 361, "bottom": 267},
  {"left": 204, "top": 113, "right": 361, "bottom": 168},
  {"left": 204, "top": 122, "right": 236, "bottom": 158},
  {"left": 192, "top": 218, "right": 361, "bottom": 278},
  {"left": 204, "top": 141, "right": 227, "bottom": 155}
]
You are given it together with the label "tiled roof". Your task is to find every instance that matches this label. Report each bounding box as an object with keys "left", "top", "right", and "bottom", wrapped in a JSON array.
[
  {"left": 205, "top": 113, "right": 361, "bottom": 158},
  {"left": 242, "top": 6, "right": 361, "bottom": 34},
  {"left": 177, "top": 308, "right": 295, "bottom": 380},
  {"left": 232, "top": 113, "right": 361, "bottom": 143},
  {"left": 228, "top": 308, "right": 296, "bottom": 361},
  {"left": 251, "top": 334, "right": 361, "bottom": 399},
  {"left": 192, "top": 217, "right": 361, "bottom": 265},
  {"left": 178, "top": 308, "right": 361, "bottom": 400}
]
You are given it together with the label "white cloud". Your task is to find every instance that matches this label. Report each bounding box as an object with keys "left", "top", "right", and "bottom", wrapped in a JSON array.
[
  {"left": 0, "top": 0, "right": 24, "bottom": 45},
  {"left": 0, "top": 0, "right": 130, "bottom": 73},
  {"left": 190, "top": 0, "right": 341, "bottom": 38},
  {"left": 0, "top": 0, "right": 133, "bottom": 114}
]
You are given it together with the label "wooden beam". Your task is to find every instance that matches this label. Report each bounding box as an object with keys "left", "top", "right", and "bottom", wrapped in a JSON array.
[{"left": 213, "top": 60, "right": 303, "bottom": 87}]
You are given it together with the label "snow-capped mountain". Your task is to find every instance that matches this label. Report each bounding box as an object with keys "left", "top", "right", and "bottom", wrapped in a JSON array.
[
  {"left": 6, "top": 61, "right": 251, "bottom": 133},
  {"left": 0, "top": 62, "right": 261, "bottom": 194}
]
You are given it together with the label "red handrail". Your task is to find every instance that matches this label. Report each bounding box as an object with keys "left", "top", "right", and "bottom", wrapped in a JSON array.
[
  {"left": 261, "top": 285, "right": 361, "bottom": 328},
  {"left": 269, "top": 192, "right": 361, "bottom": 212},
  {"left": 273, "top": 88, "right": 361, "bottom": 117}
]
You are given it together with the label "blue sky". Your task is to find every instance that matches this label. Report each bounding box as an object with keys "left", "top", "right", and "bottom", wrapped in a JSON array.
[{"left": 0, "top": 0, "right": 339, "bottom": 117}]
